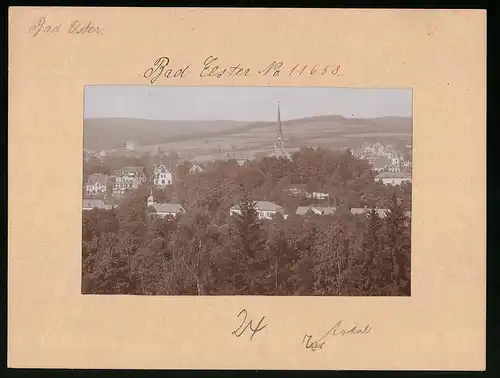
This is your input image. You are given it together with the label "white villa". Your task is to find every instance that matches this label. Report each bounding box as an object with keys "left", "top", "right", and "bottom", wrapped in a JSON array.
[
  {"left": 147, "top": 191, "right": 185, "bottom": 218},
  {"left": 229, "top": 200, "right": 285, "bottom": 220},
  {"left": 153, "top": 163, "right": 173, "bottom": 187},
  {"left": 375, "top": 171, "right": 412, "bottom": 186}
]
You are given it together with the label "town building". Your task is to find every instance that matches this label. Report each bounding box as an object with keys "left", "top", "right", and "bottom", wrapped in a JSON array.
[
  {"left": 296, "top": 206, "right": 337, "bottom": 216},
  {"left": 388, "top": 165, "right": 401, "bottom": 173},
  {"left": 375, "top": 171, "right": 412, "bottom": 186},
  {"left": 147, "top": 191, "right": 185, "bottom": 218},
  {"left": 113, "top": 166, "right": 147, "bottom": 194},
  {"left": 85, "top": 173, "right": 108, "bottom": 195},
  {"left": 229, "top": 200, "right": 285, "bottom": 220},
  {"left": 153, "top": 163, "right": 173, "bottom": 187},
  {"left": 82, "top": 199, "right": 112, "bottom": 211}
]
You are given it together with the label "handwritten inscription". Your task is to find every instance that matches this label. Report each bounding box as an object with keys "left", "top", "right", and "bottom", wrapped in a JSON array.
[
  {"left": 143, "top": 57, "right": 191, "bottom": 84},
  {"left": 200, "top": 56, "right": 251, "bottom": 79},
  {"left": 232, "top": 309, "right": 267, "bottom": 341},
  {"left": 301, "top": 320, "right": 372, "bottom": 352},
  {"left": 259, "top": 61, "right": 341, "bottom": 77},
  {"left": 28, "top": 17, "right": 103, "bottom": 38},
  {"left": 142, "top": 56, "right": 342, "bottom": 83}
]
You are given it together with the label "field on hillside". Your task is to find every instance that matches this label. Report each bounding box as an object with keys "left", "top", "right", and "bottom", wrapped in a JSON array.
[{"left": 84, "top": 115, "right": 412, "bottom": 162}]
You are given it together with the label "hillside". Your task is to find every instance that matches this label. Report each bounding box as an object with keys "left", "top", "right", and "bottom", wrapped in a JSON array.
[
  {"left": 83, "top": 115, "right": 412, "bottom": 152},
  {"left": 83, "top": 118, "right": 252, "bottom": 151}
]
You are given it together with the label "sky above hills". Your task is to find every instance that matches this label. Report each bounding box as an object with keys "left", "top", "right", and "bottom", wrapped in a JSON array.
[{"left": 84, "top": 86, "right": 412, "bottom": 121}]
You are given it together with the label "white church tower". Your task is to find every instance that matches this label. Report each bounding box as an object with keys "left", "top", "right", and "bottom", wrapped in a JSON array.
[{"left": 147, "top": 189, "right": 155, "bottom": 207}]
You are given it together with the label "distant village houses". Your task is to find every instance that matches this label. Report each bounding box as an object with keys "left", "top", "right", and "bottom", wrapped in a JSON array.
[{"left": 230, "top": 201, "right": 285, "bottom": 220}]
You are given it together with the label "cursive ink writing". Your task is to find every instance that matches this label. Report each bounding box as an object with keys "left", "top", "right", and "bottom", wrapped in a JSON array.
[
  {"left": 143, "top": 57, "right": 191, "bottom": 84},
  {"left": 141, "top": 56, "right": 342, "bottom": 83},
  {"left": 200, "top": 56, "right": 251, "bottom": 78},
  {"left": 28, "top": 17, "right": 103, "bottom": 38},
  {"left": 258, "top": 61, "right": 283, "bottom": 76},
  {"left": 302, "top": 320, "right": 372, "bottom": 352},
  {"left": 287, "top": 63, "right": 341, "bottom": 76},
  {"left": 29, "top": 17, "right": 62, "bottom": 37},
  {"left": 232, "top": 308, "right": 267, "bottom": 341},
  {"left": 258, "top": 61, "right": 341, "bottom": 77},
  {"left": 301, "top": 334, "right": 325, "bottom": 351},
  {"left": 68, "top": 20, "right": 103, "bottom": 35}
]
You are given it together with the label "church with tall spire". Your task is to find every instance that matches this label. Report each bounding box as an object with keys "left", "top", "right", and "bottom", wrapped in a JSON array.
[{"left": 271, "top": 102, "right": 291, "bottom": 159}]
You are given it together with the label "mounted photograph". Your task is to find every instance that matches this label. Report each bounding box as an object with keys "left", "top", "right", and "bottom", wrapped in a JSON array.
[{"left": 82, "top": 86, "right": 413, "bottom": 296}]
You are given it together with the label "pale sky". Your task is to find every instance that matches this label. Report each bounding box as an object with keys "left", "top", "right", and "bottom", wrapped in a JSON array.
[{"left": 84, "top": 86, "right": 412, "bottom": 121}]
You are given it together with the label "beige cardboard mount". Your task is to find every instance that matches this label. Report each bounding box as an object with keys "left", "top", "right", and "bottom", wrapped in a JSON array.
[{"left": 8, "top": 7, "right": 486, "bottom": 370}]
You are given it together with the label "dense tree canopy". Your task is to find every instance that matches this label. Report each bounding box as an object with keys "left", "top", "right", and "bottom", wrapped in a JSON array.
[{"left": 82, "top": 147, "right": 411, "bottom": 296}]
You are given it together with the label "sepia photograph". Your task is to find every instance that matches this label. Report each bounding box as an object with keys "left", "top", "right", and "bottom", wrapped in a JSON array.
[{"left": 82, "top": 86, "right": 413, "bottom": 296}]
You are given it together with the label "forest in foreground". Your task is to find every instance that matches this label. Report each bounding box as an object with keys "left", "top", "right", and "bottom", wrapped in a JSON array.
[{"left": 82, "top": 148, "right": 411, "bottom": 296}]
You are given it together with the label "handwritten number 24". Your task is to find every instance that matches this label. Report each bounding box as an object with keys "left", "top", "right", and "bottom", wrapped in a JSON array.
[{"left": 232, "top": 309, "right": 267, "bottom": 341}]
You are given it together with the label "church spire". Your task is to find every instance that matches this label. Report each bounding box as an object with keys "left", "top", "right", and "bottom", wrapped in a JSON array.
[
  {"left": 273, "top": 101, "right": 288, "bottom": 159},
  {"left": 277, "top": 101, "right": 283, "bottom": 138}
]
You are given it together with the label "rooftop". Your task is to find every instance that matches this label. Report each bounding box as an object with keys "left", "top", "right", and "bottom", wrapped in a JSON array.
[
  {"left": 83, "top": 199, "right": 111, "bottom": 210},
  {"left": 375, "top": 171, "right": 412, "bottom": 179},
  {"left": 350, "top": 208, "right": 390, "bottom": 218},
  {"left": 115, "top": 166, "right": 145, "bottom": 175},
  {"left": 231, "top": 200, "right": 284, "bottom": 212},
  {"left": 151, "top": 203, "right": 185, "bottom": 214},
  {"left": 296, "top": 206, "right": 337, "bottom": 215}
]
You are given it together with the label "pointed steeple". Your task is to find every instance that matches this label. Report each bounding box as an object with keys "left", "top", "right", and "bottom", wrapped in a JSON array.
[
  {"left": 273, "top": 101, "right": 288, "bottom": 159},
  {"left": 277, "top": 101, "right": 283, "bottom": 139}
]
